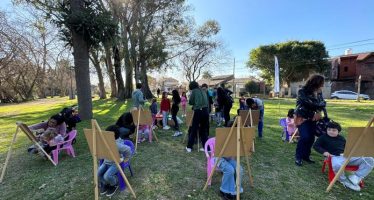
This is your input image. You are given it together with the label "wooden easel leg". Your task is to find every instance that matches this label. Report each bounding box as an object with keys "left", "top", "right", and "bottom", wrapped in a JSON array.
[
  {"left": 0, "top": 126, "right": 19, "bottom": 183},
  {"left": 115, "top": 162, "right": 137, "bottom": 198},
  {"left": 240, "top": 130, "right": 254, "bottom": 187},
  {"left": 289, "top": 129, "right": 298, "bottom": 143},
  {"left": 135, "top": 109, "right": 141, "bottom": 151},
  {"left": 152, "top": 128, "right": 159, "bottom": 142},
  {"left": 92, "top": 120, "right": 99, "bottom": 200},
  {"left": 236, "top": 118, "right": 241, "bottom": 200},
  {"left": 203, "top": 118, "right": 239, "bottom": 191},
  {"left": 326, "top": 117, "right": 374, "bottom": 192}
]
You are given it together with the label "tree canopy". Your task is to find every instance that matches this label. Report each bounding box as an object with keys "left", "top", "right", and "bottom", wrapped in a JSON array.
[{"left": 247, "top": 40, "right": 329, "bottom": 85}]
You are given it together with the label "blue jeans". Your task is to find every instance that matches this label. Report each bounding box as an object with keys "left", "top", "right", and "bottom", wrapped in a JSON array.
[
  {"left": 295, "top": 120, "right": 316, "bottom": 160},
  {"left": 258, "top": 108, "right": 264, "bottom": 138},
  {"left": 98, "top": 163, "right": 119, "bottom": 186},
  {"left": 331, "top": 156, "right": 374, "bottom": 181},
  {"left": 162, "top": 111, "right": 168, "bottom": 127},
  {"left": 217, "top": 158, "right": 244, "bottom": 195}
]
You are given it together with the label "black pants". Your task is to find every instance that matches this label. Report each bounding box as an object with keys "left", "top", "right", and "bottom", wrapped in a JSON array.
[
  {"left": 187, "top": 108, "right": 209, "bottom": 149},
  {"left": 295, "top": 120, "right": 316, "bottom": 160},
  {"left": 171, "top": 105, "right": 179, "bottom": 131},
  {"left": 223, "top": 104, "right": 232, "bottom": 127}
]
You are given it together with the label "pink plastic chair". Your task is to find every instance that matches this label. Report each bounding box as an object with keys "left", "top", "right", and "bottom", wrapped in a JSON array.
[
  {"left": 205, "top": 137, "right": 220, "bottom": 186},
  {"left": 51, "top": 130, "right": 77, "bottom": 165}
]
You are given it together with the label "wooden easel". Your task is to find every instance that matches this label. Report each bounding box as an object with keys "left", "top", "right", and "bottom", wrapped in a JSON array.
[
  {"left": 0, "top": 122, "right": 57, "bottom": 183},
  {"left": 239, "top": 109, "right": 259, "bottom": 152},
  {"left": 203, "top": 116, "right": 255, "bottom": 200},
  {"left": 83, "top": 120, "right": 136, "bottom": 199},
  {"left": 131, "top": 108, "right": 158, "bottom": 151},
  {"left": 326, "top": 116, "right": 374, "bottom": 192},
  {"left": 288, "top": 128, "right": 299, "bottom": 143}
]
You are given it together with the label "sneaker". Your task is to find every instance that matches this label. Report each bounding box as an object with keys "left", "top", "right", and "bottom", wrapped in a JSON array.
[
  {"left": 341, "top": 179, "right": 361, "bottom": 191},
  {"left": 106, "top": 185, "right": 119, "bottom": 197},
  {"left": 177, "top": 131, "right": 183, "bottom": 136},
  {"left": 185, "top": 147, "right": 192, "bottom": 153},
  {"left": 163, "top": 125, "right": 170, "bottom": 130},
  {"left": 100, "top": 185, "right": 108, "bottom": 195},
  {"left": 348, "top": 174, "right": 361, "bottom": 186},
  {"left": 220, "top": 190, "right": 235, "bottom": 200},
  {"left": 199, "top": 148, "right": 205, "bottom": 152},
  {"left": 152, "top": 125, "right": 157, "bottom": 130}
]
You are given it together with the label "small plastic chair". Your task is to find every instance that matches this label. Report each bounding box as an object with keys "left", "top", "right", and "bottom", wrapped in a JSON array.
[
  {"left": 322, "top": 155, "right": 364, "bottom": 188},
  {"left": 279, "top": 118, "right": 289, "bottom": 141},
  {"left": 204, "top": 137, "right": 220, "bottom": 186},
  {"left": 51, "top": 130, "right": 77, "bottom": 165}
]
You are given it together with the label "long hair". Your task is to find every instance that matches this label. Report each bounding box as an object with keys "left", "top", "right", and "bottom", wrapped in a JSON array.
[
  {"left": 172, "top": 89, "right": 181, "bottom": 104},
  {"left": 304, "top": 74, "right": 325, "bottom": 93}
]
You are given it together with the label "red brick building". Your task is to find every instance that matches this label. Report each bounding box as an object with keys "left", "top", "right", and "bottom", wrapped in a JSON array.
[{"left": 331, "top": 52, "right": 374, "bottom": 98}]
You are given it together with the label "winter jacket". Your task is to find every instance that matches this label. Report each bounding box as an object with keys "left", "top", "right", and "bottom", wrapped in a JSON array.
[{"left": 295, "top": 87, "right": 326, "bottom": 119}]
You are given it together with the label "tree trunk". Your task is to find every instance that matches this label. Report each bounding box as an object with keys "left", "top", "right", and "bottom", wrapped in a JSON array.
[
  {"left": 104, "top": 44, "right": 117, "bottom": 98},
  {"left": 113, "top": 45, "right": 125, "bottom": 101},
  {"left": 71, "top": 0, "right": 93, "bottom": 120},
  {"left": 121, "top": 17, "right": 133, "bottom": 99},
  {"left": 90, "top": 51, "right": 107, "bottom": 99}
]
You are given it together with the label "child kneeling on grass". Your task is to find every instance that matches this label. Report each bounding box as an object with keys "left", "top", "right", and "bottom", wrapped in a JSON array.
[
  {"left": 98, "top": 125, "right": 132, "bottom": 197},
  {"left": 137, "top": 125, "right": 151, "bottom": 143},
  {"left": 313, "top": 121, "right": 374, "bottom": 191},
  {"left": 213, "top": 157, "right": 244, "bottom": 200}
]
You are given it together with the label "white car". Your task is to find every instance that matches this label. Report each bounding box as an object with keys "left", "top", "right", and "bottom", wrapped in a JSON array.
[{"left": 331, "top": 90, "right": 370, "bottom": 100}]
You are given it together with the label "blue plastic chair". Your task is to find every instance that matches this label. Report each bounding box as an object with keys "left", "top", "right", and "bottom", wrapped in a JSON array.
[{"left": 279, "top": 118, "right": 289, "bottom": 141}]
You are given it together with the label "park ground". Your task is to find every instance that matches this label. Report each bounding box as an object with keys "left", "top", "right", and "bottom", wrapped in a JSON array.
[{"left": 0, "top": 97, "right": 373, "bottom": 200}]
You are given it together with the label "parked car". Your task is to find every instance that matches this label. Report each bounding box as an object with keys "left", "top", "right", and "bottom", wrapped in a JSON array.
[{"left": 331, "top": 90, "right": 370, "bottom": 100}]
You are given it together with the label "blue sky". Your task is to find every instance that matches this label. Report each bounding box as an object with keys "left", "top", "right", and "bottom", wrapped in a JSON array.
[
  {"left": 188, "top": 0, "right": 374, "bottom": 77},
  {"left": 2, "top": 0, "right": 374, "bottom": 79}
]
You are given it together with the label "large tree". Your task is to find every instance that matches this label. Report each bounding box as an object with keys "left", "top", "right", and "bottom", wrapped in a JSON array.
[
  {"left": 25, "top": 0, "right": 117, "bottom": 119},
  {"left": 247, "top": 40, "right": 329, "bottom": 85}
]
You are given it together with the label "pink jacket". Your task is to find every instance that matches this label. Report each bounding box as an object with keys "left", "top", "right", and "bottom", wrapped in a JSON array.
[{"left": 181, "top": 96, "right": 187, "bottom": 106}]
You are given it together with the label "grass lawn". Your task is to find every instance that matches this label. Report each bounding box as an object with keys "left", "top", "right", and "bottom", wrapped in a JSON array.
[{"left": 0, "top": 97, "right": 373, "bottom": 199}]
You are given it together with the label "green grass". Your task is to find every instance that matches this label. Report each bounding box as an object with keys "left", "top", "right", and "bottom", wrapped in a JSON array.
[{"left": 0, "top": 97, "right": 374, "bottom": 199}]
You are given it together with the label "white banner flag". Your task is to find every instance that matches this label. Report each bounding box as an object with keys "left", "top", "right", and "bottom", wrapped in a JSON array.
[{"left": 274, "top": 55, "right": 280, "bottom": 93}]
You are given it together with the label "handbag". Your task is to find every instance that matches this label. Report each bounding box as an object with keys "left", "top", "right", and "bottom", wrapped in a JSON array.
[{"left": 315, "top": 108, "right": 329, "bottom": 137}]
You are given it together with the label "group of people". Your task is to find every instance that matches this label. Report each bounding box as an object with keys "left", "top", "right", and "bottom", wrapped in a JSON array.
[
  {"left": 291, "top": 74, "right": 374, "bottom": 192},
  {"left": 27, "top": 106, "right": 81, "bottom": 157},
  {"left": 26, "top": 75, "right": 374, "bottom": 198}
]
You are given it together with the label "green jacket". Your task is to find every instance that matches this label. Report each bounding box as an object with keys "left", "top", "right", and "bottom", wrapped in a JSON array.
[{"left": 189, "top": 88, "right": 208, "bottom": 110}]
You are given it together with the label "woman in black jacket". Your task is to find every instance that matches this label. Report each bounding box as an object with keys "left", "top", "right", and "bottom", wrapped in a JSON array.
[
  {"left": 294, "top": 74, "right": 326, "bottom": 166},
  {"left": 116, "top": 112, "right": 136, "bottom": 139}
]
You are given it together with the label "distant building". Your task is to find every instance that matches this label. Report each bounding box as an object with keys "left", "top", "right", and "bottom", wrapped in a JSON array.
[
  {"left": 198, "top": 74, "right": 234, "bottom": 88},
  {"left": 331, "top": 52, "right": 374, "bottom": 98},
  {"left": 160, "top": 77, "right": 179, "bottom": 92}
]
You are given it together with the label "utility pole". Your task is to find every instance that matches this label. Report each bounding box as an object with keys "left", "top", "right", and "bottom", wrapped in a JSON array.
[
  {"left": 232, "top": 58, "right": 236, "bottom": 98},
  {"left": 357, "top": 75, "right": 361, "bottom": 102}
]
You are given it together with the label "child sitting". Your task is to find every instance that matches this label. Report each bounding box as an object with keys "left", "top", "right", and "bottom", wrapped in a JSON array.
[
  {"left": 286, "top": 109, "right": 296, "bottom": 138},
  {"left": 99, "top": 125, "right": 132, "bottom": 197},
  {"left": 137, "top": 125, "right": 151, "bottom": 143},
  {"left": 213, "top": 157, "right": 244, "bottom": 199},
  {"left": 160, "top": 91, "right": 171, "bottom": 130},
  {"left": 313, "top": 121, "right": 374, "bottom": 191},
  {"left": 149, "top": 98, "right": 158, "bottom": 129}
]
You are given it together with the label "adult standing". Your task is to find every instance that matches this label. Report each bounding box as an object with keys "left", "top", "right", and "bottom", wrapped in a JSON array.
[
  {"left": 186, "top": 81, "right": 209, "bottom": 153},
  {"left": 132, "top": 83, "right": 146, "bottom": 111},
  {"left": 246, "top": 97, "right": 264, "bottom": 138},
  {"left": 294, "top": 74, "right": 326, "bottom": 166},
  {"left": 171, "top": 89, "right": 182, "bottom": 137},
  {"left": 157, "top": 88, "right": 161, "bottom": 98},
  {"left": 217, "top": 87, "right": 233, "bottom": 127}
]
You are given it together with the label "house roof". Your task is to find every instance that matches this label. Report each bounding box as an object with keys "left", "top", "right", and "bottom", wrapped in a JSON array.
[
  {"left": 336, "top": 52, "right": 374, "bottom": 62},
  {"left": 163, "top": 77, "right": 179, "bottom": 83},
  {"left": 211, "top": 74, "right": 234, "bottom": 80}
]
